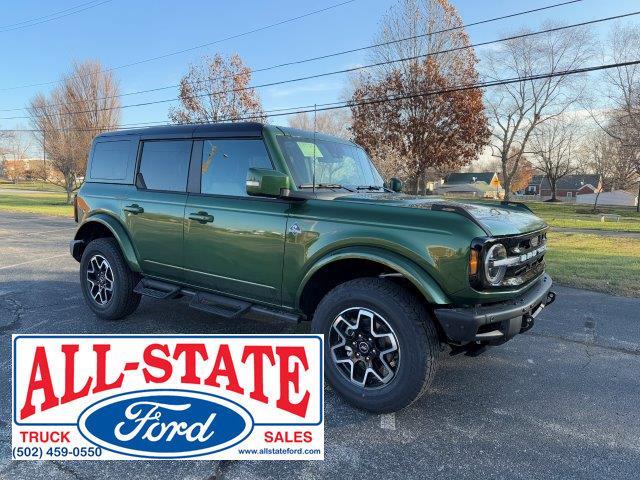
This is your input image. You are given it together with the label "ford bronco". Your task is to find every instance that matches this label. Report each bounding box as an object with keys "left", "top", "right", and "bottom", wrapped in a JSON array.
[{"left": 71, "top": 122, "right": 555, "bottom": 412}]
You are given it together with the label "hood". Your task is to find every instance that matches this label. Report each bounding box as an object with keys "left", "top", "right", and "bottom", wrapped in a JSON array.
[{"left": 334, "top": 193, "right": 547, "bottom": 236}]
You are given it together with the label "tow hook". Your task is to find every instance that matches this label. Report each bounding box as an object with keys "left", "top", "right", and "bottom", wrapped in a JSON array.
[{"left": 546, "top": 291, "right": 557, "bottom": 306}]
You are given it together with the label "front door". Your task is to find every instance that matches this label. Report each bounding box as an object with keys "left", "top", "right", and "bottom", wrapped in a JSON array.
[
  {"left": 124, "top": 139, "right": 192, "bottom": 282},
  {"left": 183, "top": 138, "right": 288, "bottom": 305}
]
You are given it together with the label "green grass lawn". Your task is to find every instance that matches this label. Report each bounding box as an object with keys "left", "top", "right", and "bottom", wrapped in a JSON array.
[
  {"left": 526, "top": 201, "right": 640, "bottom": 232},
  {"left": 546, "top": 232, "right": 640, "bottom": 297},
  {"left": 0, "top": 192, "right": 73, "bottom": 217},
  {"left": 0, "top": 180, "right": 66, "bottom": 192}
]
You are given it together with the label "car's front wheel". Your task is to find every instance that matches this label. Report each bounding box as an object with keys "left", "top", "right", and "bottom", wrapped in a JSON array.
[
  {"left": 311, "top": 277, "right": 440, "bottom": 413},
  {"left": 80, "top": 238, "right": 141, "bottom": 320}
]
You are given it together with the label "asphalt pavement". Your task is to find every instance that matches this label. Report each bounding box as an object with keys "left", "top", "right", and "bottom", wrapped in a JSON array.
[{"left": 1, "top": 211, "right": 639, "bottom": 480}]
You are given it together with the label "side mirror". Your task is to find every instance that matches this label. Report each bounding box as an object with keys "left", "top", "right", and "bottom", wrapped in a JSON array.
[
  {"left": 389, "top": 177, "right": 403, "bottom": 193},
  {"left": 246, "top": 168, "right": 292, "bottom": 198}
]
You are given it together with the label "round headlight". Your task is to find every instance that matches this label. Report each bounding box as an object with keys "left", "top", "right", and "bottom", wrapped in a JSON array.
[{"left": 484, "top": 243, "right": 507, "bottom": 286}]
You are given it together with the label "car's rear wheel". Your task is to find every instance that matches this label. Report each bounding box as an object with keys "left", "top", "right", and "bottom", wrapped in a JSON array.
[
  {"left": 312, "top": 277, "right": 439, "bottom": 413},
  {"left": 80, "top": 238, "right": 141, "bottom": 320}
]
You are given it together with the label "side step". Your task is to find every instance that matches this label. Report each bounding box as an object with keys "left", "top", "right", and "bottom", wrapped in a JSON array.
[
  {"left": 133, "top": 278, "right": 301, "bottom": 322},
  {"left": 134, "top": 278, "right": 180, "bottom": 299},
  {"left": 189, "top": 292, "right": 251, "bottom": 319}
]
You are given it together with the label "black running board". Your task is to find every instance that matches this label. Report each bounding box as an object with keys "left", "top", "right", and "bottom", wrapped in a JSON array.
[
  {"left": 134, "top": 278, "right": 180, "bottom": 299},
  {"left": 134, "top": 277, "right": 301, "bottom": 322},
  {"left": 189, "top": 292, "right": 251, "bottom": 319}
]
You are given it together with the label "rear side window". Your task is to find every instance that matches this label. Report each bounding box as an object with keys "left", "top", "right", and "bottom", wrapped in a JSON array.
[
  {"left": 138, "top": 140, "right": 192, "bottom": 192},
  {"left": 200, "top": 139, "right": 272, "bottom": 196},
  {"left": 90, "top": 140, "right": 131, "bottom": 181}
]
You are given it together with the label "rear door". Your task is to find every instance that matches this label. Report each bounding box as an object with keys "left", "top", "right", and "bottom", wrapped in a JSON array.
[
  {"left": 124, "top": 139, "right": 193, "bottom": 282},
  {"left": 183, "top": 138, "right": 289, "bottom": 305}
]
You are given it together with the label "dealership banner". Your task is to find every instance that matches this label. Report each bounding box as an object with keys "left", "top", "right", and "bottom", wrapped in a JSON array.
[{"left": 12, "top": 335, "right": 324, "bottom": 460}]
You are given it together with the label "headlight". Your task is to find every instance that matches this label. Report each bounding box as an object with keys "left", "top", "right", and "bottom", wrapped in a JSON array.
[{"left": 484, "top": 243, "right": 507, "bottom": 286}]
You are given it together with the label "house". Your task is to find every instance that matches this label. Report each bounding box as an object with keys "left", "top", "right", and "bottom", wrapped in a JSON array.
[
  {"left": 576, "top": 190, "right": 639, "bottom": 207},
  {"left": 540, "top": 174, "right": 601, "bottom": 199},
  {"left": 445, "top": 172, "right": 501, "bottom": 188},
  {"left": 524, "top": 175, "right": 545, "bottom": 195},
  {"left": 437, "top": 172, "right": 503, "bottom": 199}
]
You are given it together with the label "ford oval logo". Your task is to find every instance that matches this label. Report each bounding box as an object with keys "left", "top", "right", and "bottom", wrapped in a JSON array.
[{"left": 77, "top": 389, "right": 254, "bottom": 458}]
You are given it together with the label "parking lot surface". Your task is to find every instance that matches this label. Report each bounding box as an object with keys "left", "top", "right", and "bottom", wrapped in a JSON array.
[{"left": 1, "top": 211, "right": 639, "bottom": 480}]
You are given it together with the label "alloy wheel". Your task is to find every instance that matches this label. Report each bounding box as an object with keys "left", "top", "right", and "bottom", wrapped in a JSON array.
[
  {"left": 329, "top": 307, "right": 400, "bottom": 389},
  {"left": 86, "top": 254, "right": 114, "bottom": 306}
]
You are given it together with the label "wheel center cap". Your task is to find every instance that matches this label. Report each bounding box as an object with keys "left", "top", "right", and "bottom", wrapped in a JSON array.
[{"left": 358, "top": 341, "right": 370, "bottom": 354}]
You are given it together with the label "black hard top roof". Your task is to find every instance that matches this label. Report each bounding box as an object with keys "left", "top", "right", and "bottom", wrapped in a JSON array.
[
  {"left": 93, "top": 122, "right": 355, "bottom": 144},
  {"left": 95, "top": 122, "right": 265, "bottom": 139}
]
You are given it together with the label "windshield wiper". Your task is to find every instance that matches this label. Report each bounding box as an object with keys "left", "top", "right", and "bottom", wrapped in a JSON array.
[
  {"left": 298, "top": 183, "right": 355, "bottom": 192},
  {"left": 356, "top": 185, "right": 385, "bottom": 191}
]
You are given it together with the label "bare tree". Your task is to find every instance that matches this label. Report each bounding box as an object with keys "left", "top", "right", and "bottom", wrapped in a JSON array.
[
  {"left": 529, "top": 118, "right": 578, "bottom": 201},
  {"left": 0, "top": 131, "right": 31, "bottom": 183},
  {"left": 485, "top": 24, "right": 594, "bottom": 200},
  {"left": 29, "top": 61, "right": 121, "bottom": 203},
  {"left": 585, "top": 130, "right": 617, "bottom": 211},
  {"left": 169, "top": 53, "right": 265, "bottom": 124},
  {"left": 597, "top": 23, "right": 640, "bottom": 211},
  {"left": 350, "top": 0, "right": 489, "bottom": 194},
  {"left": 287, "top": 110, "right": 351, "bottom": 138}
]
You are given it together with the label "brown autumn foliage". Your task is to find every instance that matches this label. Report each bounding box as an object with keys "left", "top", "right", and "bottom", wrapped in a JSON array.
[
  {"left": 350, "top": 0, "right": 489, "bottom": 194},
  {"left": 169, "top": 53, "right": 265, "bottom": 124},
  {"left": 29, "top": 60, "right": 121, "bottom": 203},
  {"left": 509, "top": 155, "right": 534, "bottom": 193}
]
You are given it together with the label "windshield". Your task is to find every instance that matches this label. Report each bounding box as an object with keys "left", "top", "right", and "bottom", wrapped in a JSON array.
[{"left": 277, "top": 137, "right": 384, "bottom": 190}]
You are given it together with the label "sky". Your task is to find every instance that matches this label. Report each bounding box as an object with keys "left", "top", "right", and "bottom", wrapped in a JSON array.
[{"left": 0, "top": 0, "right": 638, "bottom": 157}]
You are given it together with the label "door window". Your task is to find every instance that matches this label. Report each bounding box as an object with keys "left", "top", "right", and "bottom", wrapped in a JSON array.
[
  {"left": 138, "top": 140, "right": 192, "bottom": 192},
  {"left": 200, "top": 139, "right": 272, "bottom": 196}
]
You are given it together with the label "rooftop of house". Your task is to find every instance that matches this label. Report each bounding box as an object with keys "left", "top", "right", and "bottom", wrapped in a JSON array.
[
  {"left": 539, "top": 174, "right": 601, "bottom": 190},
  {"left": 444, "top": 172, "right": 497, "bottom": 185}
]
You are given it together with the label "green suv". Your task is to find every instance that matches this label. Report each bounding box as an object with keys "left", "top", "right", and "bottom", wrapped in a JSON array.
[{"left": 71, "top": 122, "right": 555, "bottom": 412}]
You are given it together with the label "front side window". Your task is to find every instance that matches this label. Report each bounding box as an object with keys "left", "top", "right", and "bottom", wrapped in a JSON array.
[
  {"left": 138, "top": 140, "right": 192, "bottom": 192},
  {"left": 200, "top": 139, "right": 272, "bottom": 196},
  {"left": 277, "top": 137, "right": 384, "bottom": 190}
]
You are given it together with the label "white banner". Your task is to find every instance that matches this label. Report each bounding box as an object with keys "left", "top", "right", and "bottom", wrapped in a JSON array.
[{"left": 12, "top": 334, "right": 324, "bottom": 460}]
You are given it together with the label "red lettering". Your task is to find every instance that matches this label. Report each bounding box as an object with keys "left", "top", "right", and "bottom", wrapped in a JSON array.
[
  {"left": 60, "top": 344, "right": 92, "bottom": 405},
  {"left": 241, "top": 345, "right": 275, "bottom": 404},
  {"left": 204, "top": 344, "right": 243, "bottom": 394},
  {"left": 173, "top": 344, "right": 208, "bottom": 384},
  {"left": 142, "top": 344, "right": 172, "bottom": 383},
  {"left": 275, "top": 346, "right": 310, "bottom": 418},
  {"left": 92, "top": 344, "right": 123, "bottom": 393},
  {"left": 20, "top": 346, "right": 58, "bottom": 419}
]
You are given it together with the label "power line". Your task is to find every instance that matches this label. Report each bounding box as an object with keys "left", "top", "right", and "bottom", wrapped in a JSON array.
[
  {"left": 0, "top": 0, "right": 112, "bottom": 33},
  {"left": 4, "top": 9, "right": 638, "bottom": 121},
  {"left": 0, "top": 0, "right": 357, "bottom": 92},
  {"left": 0, "top": 0, "right": 585, "bottom": 111},
  {"left": 5, "top": 58, "right": 639, "bottom": 134}
]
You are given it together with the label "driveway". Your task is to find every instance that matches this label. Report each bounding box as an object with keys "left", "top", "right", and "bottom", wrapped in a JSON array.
[{"left": 1, "top": 211, "right": 639, "bottom": 480}]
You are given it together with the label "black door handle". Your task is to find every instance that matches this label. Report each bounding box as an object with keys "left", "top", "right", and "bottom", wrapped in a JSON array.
[
  {"left": 188, "top": 211, "right": 214, "bottom": 223},
  {"left": 123, "top": 204, "right": 144, "bottom": 214}
]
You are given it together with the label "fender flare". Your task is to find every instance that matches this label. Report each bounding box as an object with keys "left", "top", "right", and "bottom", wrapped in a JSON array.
[
  {"left": 74, "top": 213, "right": 142, "bottom": 272},
  {"left": 295, "top": 246, "right": 451, "bottom": 308}
]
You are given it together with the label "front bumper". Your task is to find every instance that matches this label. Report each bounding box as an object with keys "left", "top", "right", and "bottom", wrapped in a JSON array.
[{"left": 434, "top": 273, "right": 555, "bottom": 345}]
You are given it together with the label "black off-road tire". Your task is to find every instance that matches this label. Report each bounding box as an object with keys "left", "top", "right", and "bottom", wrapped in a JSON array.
[
  {"left": 311, "top": 277, "right": 440, "bottom": 413},
  {"left": 80, "top": 238, "right": 141, "bottom": 320}
]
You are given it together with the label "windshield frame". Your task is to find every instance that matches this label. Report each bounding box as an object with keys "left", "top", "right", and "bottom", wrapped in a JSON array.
[{"left": 276, "top": 136, "right": 385, "bottom": 191}]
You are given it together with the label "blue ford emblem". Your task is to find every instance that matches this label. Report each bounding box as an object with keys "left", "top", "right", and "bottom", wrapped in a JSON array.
[{"left": 77, "top": 390, "right": 254, "bottom": 458}]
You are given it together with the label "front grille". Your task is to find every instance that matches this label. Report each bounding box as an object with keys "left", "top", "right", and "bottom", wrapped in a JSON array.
[{"left": 500, "top": 230, "right": 547, "bottom": 287}]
